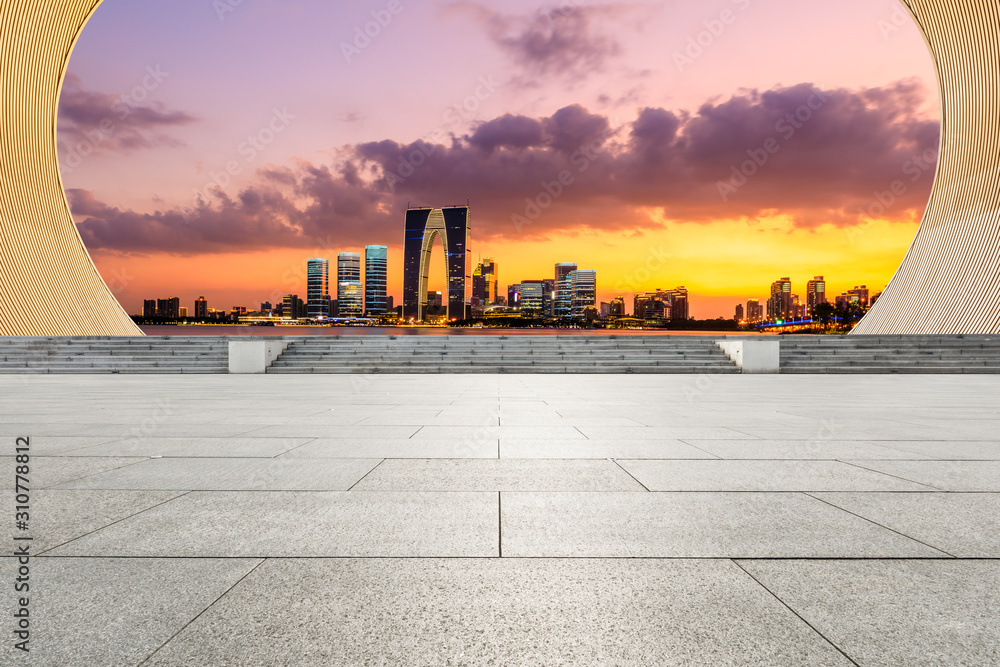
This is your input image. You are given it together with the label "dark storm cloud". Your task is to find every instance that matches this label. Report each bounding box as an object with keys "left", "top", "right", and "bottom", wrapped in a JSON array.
[{"left": 74, "top": 80, "right": 939, "bottom": 254}]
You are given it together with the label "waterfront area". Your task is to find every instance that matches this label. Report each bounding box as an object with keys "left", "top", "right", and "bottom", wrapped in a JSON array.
[{"left": 139, "top": 325, "right": 746, "bottom": 337}]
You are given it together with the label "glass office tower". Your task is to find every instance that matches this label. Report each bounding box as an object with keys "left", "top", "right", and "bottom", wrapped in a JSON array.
[
  {"left": 365, "top": 245, "right": 388, "bottom": 314},
  {"left": 307, "top": 258, "right": 330, "bottom": 319},
  {"left": 554, "top": 262, "right": 577, "bottom": 318},
  {"left": 569, "top": 269, "right": 597, "bottom": 319}
]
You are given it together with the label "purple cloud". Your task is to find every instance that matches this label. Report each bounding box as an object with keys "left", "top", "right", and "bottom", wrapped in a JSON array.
[
  {"left": 57, "top": 73, "right": 198, "bottom": 163},
  {"left": 72, "top": 80, "right": 939, "bottom": 255}
]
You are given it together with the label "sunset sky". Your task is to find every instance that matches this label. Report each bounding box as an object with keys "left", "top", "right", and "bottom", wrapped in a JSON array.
[{"left": 59, "top": 0, "right": 940, "bottom": 318}]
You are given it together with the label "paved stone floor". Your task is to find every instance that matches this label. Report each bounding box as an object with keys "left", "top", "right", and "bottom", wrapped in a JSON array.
[{"left": 2, "top": 373, "right": 999, "bottom": 665}]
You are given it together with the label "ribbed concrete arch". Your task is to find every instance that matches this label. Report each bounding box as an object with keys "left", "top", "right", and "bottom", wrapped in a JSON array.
[
  {"left": 0, "top": 1, "right": 997, "bottom": 335},
  {"left": 853, "top": 0, "right": 1000, "bottom": 334},
  {"left": 0, "top": 0, "right": 140, "bottom": 335}
]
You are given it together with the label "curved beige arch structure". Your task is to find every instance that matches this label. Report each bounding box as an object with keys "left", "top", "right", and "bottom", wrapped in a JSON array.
[
  {"left": 854, "top": 0, "right": 1000, "bottom": 334},
  {"left": 0, "top": 0, "right": 141, "bottom": 335},
  {"left": 0, "top": 1, "right": 997, "bottom": 336}
]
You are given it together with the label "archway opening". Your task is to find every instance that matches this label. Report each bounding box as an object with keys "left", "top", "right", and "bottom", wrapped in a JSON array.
[{"left": 52, "top": 0, "right": 941, "bottom": 332}]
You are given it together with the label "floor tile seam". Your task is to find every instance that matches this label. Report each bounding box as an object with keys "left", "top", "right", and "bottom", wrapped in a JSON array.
[
  {"left": 26, "top": 555, "right": 1000, "bottom": 561},
  {"left": 837, "top": 460, "right": 944, "bottom": 490},
  {"left": 41, "top": 456, "right": 151, "bottom": 490},
  {"left": 39, "top": 437, "right": 128, "bottom": 455},
  {"left": 729, "top": 559, "right": 862, "bottom": 667},
  {"left": 674, "top": 439, "right": 723, "bottom": 459},
  {"left": 801, "top": 492, "right": 958, "bottom": 558},
  {"left": 269, "top": 437, "right": 320, "bottom": 459},
  {"left": 28, "top": 488, "right": 984, "bottom": 495},
  {"left": 608, "top": 459, "right": 651, "bottom": 492},
  {"left": 136, "top": 557, "right": 267, "bottom": 667},
  {"left": 345, "top": 459, "right": 388, "bottom": 491},
  {"left": 36, "top": 490, "right": 195, "bottom": 556},
  {"left": 498, "top": 491, "right": 502, "bottom": 558}
]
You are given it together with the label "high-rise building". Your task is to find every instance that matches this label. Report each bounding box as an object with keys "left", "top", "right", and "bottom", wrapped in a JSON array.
[
  {"left": 634, "top": 289, "right": 684, "bottom": 320},
  {"left": 143, "top": 300, "right": 156, "bottom": 318},
  {"left": 609, "top": 297, "right": 625, "bottom": 318},
  {"left": 735, "top": 304, "right": 745, "bottom": 321},
  {"left": 634, "top": 292, "right": 669, "bottom": 320},
  {"left": 541, "top": 278, "right": 555, "bottom": 317},
  {"left": 836, "top": 286, "right": 871, "bottom": 308},
  {"left": 569, "top": 269, "right": 597, "bottom": 320},
  {"left": 194, "top": 296, "right": 208, "bottom": 318},
  {"left": 507, "top": 284, "right": 521, "bottom": 307},
  {"left": 670, "top": 287, "right": 689, "bottom": 321},
  {"left": 472, "top": 266, "right": 486, "bottom": 308},
  {"left": 179, "top": 306, "right": 188, "bottom": 318},
  {"left": 338, "top": 281, "right": 364, "bottom": 318},
  {"left": 746, "top": 299, "right": 762, "bottom": 323},
  {"left": 403, "top": 206, "right": 471, "bottom": 321},
  {"left": 337, "top": 252, "right": 361, "bottom": 290},
  {"left": 334, "top": 252, "right": 363, "bottom": 318},
  {"left": 307, "top": 259, "right": 330, "bottom": 320},
  {"left": 472, "top": 259, "right": 497, "bottom": 308},
  {"left": 806, "top": 276, "right": 827, "bottom": 314},
  {"left": 768, "top": 278, "right": 793, "bottom": 322},
  {"left": 164, "top": 297, "right": 180, "bottom": 320},
  {"left": 848, "top": 285, "right": 870, "bottom": 307},
  {"left": 364, "top": 245, "right": 388, "bottom": 314},
  {"left": 554, "top": 262, "right": 577, "bottom": 318},
  {"left": 282, "top": 294, "right": 305, "bottom": 320},
  {"left": 519, "top": 281, "right": 545, "bottom": 313}
]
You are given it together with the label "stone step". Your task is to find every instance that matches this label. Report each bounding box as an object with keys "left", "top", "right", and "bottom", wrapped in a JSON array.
[{"left": 267, "top": 365, "right": 742, "bottom": 374}]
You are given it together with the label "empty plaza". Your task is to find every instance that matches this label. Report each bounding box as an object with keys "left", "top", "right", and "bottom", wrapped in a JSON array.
[{"left": 2, "top": 372, "right": 999, "bottom": 665}]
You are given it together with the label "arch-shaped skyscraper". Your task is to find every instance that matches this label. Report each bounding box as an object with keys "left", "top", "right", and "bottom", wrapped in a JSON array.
[{"left": 402, "top": 207, "right": 471, "bottom": 322}]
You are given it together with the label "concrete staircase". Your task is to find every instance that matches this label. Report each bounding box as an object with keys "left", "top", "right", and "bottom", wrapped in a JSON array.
[
  {"left": 267, "top": 335, "right": 741, "bottom": 374},
  {"left": 780, "top": 335, "right": 1000, "bottom": 373},
  {"left": 3, "top": 334, "right": 998, "bottom": 374},
  {"left": 0, "top": 337, "right": 229, "bottom": 373}
]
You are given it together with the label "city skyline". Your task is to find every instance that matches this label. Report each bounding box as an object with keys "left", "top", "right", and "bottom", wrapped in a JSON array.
[{"left": 61, "top": 0, "right": 934, "bottom": 319}]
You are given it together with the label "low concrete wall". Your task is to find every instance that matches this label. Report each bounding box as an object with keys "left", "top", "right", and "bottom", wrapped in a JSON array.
[
  {"left": 228, "top": 340, "right": 290, "bottom": 374},
  {"left": 716, "top": 339, "right": 780, "bottom": 374}
]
